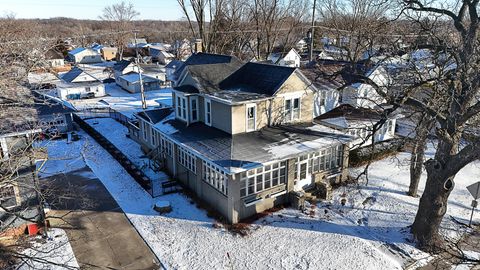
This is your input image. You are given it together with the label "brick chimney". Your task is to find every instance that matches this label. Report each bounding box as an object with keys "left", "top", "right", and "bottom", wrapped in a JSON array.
[{"left": 194, "top": 39, "right": 203, "bottom": 53}]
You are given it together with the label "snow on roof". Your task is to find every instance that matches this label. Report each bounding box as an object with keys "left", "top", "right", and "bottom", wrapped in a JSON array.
[{"left": 119, "top": 72, "right": 160, "bottom": 83}]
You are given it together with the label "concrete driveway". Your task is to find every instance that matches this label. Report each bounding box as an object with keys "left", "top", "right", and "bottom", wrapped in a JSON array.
[{"left": 43, "top": 167, "right": 161, "bottom": 270}]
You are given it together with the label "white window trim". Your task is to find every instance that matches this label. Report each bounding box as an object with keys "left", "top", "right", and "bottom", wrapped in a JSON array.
[
  {"left": 204, "top": 98, "right": 212, "bottom": 126},
  {"left": 176, "top": 93, "right": 188, "bottom": 122},
  {"left": 190, "top": 96, "right": 199, "bottom": 123},
  {"left": 245, "top": 103, "right": 257, "bottom": 132},
  {"left": 284, "top": 96, "right": 301, "bottom": 122}
]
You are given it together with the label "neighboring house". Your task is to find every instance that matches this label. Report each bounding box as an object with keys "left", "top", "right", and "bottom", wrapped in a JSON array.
[
  {"left": 128, "top": 38, "right": 148, "bottom": 48},
  {"left": 296, "top": 39, "right": 308, "bottom": 54},
  {"left": 100, "top": 47, "right": 118, "bottom": 61},
  {"left": 300, "top": 64, "right": 344, "bottom": 117},
  {"left": 91, "top": 43, "right": 104, "bottom": 53},
  {"left": 156, "top": 51, "right": 175, "bottom": 65},
  {"left": 342, "top": 65, "right": 389, "bottom": 109},
  {"left": 130, "top": 54, "right": 352, "bottom": 223},
  {"left": 314, "top": 104, "right": 396, "bottom": 149},
  {"left": 267, "top": 48, "right": 301, "bottom": 67},
  {"left": 56, "top": 67, "right": 106, "bottom": 99},
  {"left": 44, "top": 49, "right": 65, "bottom": 68},
  {"left": 67, "top": 47, "right": 103, "bottom": 64},
  {"left": 140, "top": 64, "right": 166, "bottom": 83},
  {"left": 165, "top": 60, "right": 184, "bottom": 83},
  {"left": 113, "top": 60, "right": 141, "bottom": 82},
  {"left": 117, "top": 72, "right": 162, "bottom": 93},
  {"left": 1, "top": 93, "right": 74, "bottom": 230}
]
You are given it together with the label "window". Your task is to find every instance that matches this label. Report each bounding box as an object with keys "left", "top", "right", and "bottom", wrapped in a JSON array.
[
  {"left": 284, "top": 97, "right": 300, "bottom": 122},
  {"left": 239, "top": 161, "right": 287, "bottom": 197},
  {"left": 142, "top": 121, "right": 147, "bottom": 140},
  {"left": 190, "top": 97, "right": 198, "bottom": 122},
  {"left": 300, "top": 145, "right": 343, "bottom": 174},
  {"left": 0, "top": 185, "right": 16, "bottom": 208},
  {"left": 85, "top": 87, "right": 91, "bottom": 92},
  {"left": 203, "top": 161, "right": 228, "bottom": 195},
  {"left": 176, "top": 95, "right": 187, "bottom": 121},
  {"left": 319, "top": 91, "right": 326, "bottom": 107},
  {"left": 178, "top": 146, "right": 196, "bottom": 173},
  {"left": 151, "top": 129, "right": 156, "bottom": 146},
  {"left": 205, "top": 98, "right": 212, "bottom": 126},
  {"left": 246, "top": 104, "right": 256, "bottom": 131},
  {"left": 160, "top": 137, "right": 173, "bottom": 156}
]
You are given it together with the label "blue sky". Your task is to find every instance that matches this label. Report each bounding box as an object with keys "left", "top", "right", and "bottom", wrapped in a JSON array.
[{"left": 0, "top": 0, "right": 184, "bottom": 20}]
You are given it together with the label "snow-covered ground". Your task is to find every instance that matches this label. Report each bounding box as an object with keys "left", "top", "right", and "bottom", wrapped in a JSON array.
[
  {"left": 39, "top": 132, "right": 480, "bottom": 270},
  {"left": 85, "top": 117, "right": 169, "bottom": 186},
  {"left": 18, "top": 228, "right": 79, "bottom": 270}
]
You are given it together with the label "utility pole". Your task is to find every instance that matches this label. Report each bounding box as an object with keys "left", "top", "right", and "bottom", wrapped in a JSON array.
[
  {"left": 309, "top": 0, "right": 317, "bottom": 62},
  {"left": 134, "top": 30, "right": 147, "bottom": 110}
]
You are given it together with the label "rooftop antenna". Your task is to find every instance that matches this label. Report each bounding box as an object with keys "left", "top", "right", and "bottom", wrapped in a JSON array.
[{"left": 134, "top": 30, "right": 147, "bottom": 110}]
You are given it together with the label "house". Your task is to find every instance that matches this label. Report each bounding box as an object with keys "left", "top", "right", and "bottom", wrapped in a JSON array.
[
  {"left": 91, "top": 43, "right": 104, "bottom": 53},
  {"left": 130, "top": 54, "right": 352, "bottom": 223},
  {"left": 149, "top": 45, "right": 175, "bottom": 64},
  {"left": 117, "top": 72, "right": 162, "bottom": 93},
  {"left": 300, "top": 63, "right": 345, "bottom": 117},
  {"left": 56, "top": 67, "right": 106, "bottom": 99},
  {"left": 165, "top": 60, "right": 184, "bottom": 83},
  {"left": 314, "top": 104, "right": 396, "bottom": 149},
  {"left": 341, "top": 65, "right": 389, "bottom": 109},
  {"left": 139, "top": 63, "right": 166, "bottom": 83},
  {"left": 295, "top": 39, "right": 308, "bottom": 54},
  {"left": 100, "top": 47, "right": 118, "bottom": 61},
  {"left": 156, "top": 51, "right": 175, "bottom": 65},
  {"left": 113, "top": 60, "right": 141, "bottom": 82},
  {"left": 44, "top": 49, "right": 65, "bottom": 68},
  {"left": 67, "top": 47, "right": 103, "bottom": 64},
  {"left": 1, "top": 93, "right": 74, "bottom": 230},
  {"left": 267, "top": 48, "right": 301, "bottom": 67},
  {"left": 128, "top": 38, "right": 148, "bottom": 48}
]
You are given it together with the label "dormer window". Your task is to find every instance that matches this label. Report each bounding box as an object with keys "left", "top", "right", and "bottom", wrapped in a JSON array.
[{"left": 285, "top": 97, "right": 300, "bottom": 122}]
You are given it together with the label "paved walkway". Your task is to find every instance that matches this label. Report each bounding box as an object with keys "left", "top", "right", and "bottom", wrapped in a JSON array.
[{"left": 44, "top": 167, "right": 161, "bottom": 270}]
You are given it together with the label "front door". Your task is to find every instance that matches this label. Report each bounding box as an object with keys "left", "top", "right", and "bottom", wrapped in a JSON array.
[{"left": 295, "top": 157, "right": 311, "bottom": 191}]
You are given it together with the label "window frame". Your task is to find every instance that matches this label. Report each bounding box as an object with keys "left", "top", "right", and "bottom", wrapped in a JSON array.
[
  {"left": 176, "top": 93, "right": 188, "bottom": 121},
  {"left": 284, "top": 96, "right": 301, "bottom": 122},
  {"left": 190, "top": 96, "right": 199, "bottom": 123},
  {"left": 204, "top": 98, "right": 212, "bottom": 126},
  {"left": 245, "top": 103, "right": 257, "bottom": 132}
]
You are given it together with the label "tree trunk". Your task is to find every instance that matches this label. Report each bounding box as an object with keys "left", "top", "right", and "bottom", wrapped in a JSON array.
[
  {"left": 411, "top": 159, "right": 455, "bottom": 252},
  {"left": 408, "top": 117, "right": 432, "bottom": 197}
]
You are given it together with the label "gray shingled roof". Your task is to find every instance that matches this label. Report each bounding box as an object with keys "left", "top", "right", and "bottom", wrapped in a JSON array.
[
  {"left": 219, "top": 62, "right": 296, "bottom": 96},
  {"left": 174, "top": 52, "right": 242, "bottom": 79},
  {"left": 113, "top": 60, "right": 133, "bottom": 72}
]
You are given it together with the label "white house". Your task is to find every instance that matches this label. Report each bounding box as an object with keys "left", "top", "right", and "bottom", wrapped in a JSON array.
[
  {"left": 314, "top": 104, "right": 396, "bottom": 149},
  {"left": 56, "top": 67, "right": 106, "bottom": 100},
  {"left": 295, "top": 39, "right": 308, "bottom": 54},
  {"left": 140, "top": 64, "right": 166, "bottom": 83},
  {"left": 67, "top": 47, "right": 103, "bottom": 64},
  {"left": 267, "top": 48, "right": 301, "bottom": 67},
  {"left": 61, "top": 67, "right": 98, "bottom": 83},
  {"left": 342, "top": 65, "right": 390, "bottom": 109},
  {"left": 56, "top": 81, "right": 105, "bottom": 100},
  {"left": 116, "top": 72, "right": 161, "bottom": 93},
  {"left": 113, "top": 60, "right": 141, "bottom": 82},
  {"left": 156, "top": 51, "right": 175, "bottom": 65}
]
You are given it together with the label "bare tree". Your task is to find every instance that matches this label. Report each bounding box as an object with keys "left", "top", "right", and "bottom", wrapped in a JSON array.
[
  {"left": 99, "top": 1, "right": 140, "bottom": 59},
  {"left": 398, "top": 0, "right": 480, "bottom": 251}
]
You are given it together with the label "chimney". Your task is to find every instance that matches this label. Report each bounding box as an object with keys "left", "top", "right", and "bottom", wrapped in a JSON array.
[{"left": 194, "top": 39, "right": 203, "bottom": 53}]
